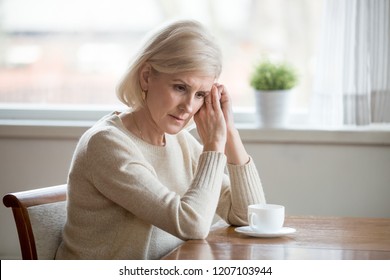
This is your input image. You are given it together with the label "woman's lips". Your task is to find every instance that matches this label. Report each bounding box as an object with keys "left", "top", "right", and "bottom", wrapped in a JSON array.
[{"left": 169, "top": 114, "right": 185, "bottom": 122}]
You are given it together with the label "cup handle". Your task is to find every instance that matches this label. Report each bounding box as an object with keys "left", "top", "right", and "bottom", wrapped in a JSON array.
[{"left": 249, "top": 212, "right": 258, "bottom": 230}]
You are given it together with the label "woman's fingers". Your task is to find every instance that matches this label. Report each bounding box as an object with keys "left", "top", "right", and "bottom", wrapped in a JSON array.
[
  {"left": 209, "top": 84, "right": 225, "bottom": 114},
  {"left": 204, "top": 87, "right": 213, "bottom": 111},
  {"left": 211, "top": 86, "right": 219, "bottom": 110},
  {"left": 215, "top": 83, "right": 223, "bottom": 99},
  {"left": 194, "top": 85, "right": 227, "bottom": 152},
  {"left": 214, "top": 83, "right": 234, "bottom": 128}
]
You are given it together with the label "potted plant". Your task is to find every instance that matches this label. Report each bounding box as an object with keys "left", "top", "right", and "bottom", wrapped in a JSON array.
[{"left": 250, "top": 60, "right": 298, "bottom": 127}]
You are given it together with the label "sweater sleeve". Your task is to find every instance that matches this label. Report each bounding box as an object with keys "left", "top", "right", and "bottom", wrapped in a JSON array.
[
  {"left": 86, "top": 129, "right": 227, "bottom": 240},
  {"left": 182, "top": 129, "right": 266, "bottom": 226},
  {"left": 216, "top": 157, "right": 266, "bottom": 226}
]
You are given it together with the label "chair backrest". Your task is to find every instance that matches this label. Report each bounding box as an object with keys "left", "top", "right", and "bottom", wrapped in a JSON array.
[{"left": 3, "top": 184, "right": 67, "bottom": 260}]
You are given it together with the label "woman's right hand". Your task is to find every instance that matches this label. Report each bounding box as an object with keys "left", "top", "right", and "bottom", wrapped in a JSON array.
[{"left": 194, "top": 85, "right": 227, "bottom": 153}]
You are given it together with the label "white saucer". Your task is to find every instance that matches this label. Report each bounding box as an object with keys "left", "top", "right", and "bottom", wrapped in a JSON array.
[{"left": 235, "top": 226, "right": 296, "bottom": 238}]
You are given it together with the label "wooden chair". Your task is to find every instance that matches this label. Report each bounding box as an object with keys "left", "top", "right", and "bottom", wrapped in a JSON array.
[{"left": 3, "top": 184, "right": 67, "bottom": 260}]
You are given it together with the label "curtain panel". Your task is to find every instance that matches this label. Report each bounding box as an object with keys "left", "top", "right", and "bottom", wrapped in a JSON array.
[{"left": 310, "top": 0, "right": 390, "bottom": 126}]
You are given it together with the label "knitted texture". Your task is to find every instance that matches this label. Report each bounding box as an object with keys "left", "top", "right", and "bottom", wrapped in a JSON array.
[{"left": 55, "top": 112, "right": 265, "bottom": 259}]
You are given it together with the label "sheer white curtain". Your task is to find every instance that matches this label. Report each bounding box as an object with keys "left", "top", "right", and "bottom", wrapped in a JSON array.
[{"left": 310, "top": 0, "right": 390, "bottom": 126}]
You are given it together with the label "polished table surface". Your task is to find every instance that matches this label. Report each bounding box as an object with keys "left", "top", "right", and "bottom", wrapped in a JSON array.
[{"left": 162, "top": 216, "right": 390, "bottom": 260}]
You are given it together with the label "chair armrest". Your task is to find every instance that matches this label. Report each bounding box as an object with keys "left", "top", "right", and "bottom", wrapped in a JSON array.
[{"left": 3, "top": 184, "right": 67, "bottom": 209}]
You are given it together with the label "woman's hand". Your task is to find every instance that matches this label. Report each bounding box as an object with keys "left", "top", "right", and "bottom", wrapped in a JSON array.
[
  {"left": 194, "top": 85, "right": 226, "bottom": 153},
  {"left": 215, "top": 83, "right": 235, "bottom": 130},
  {"left": 214, "top": 83, "right": 250, "bottom": 165}
]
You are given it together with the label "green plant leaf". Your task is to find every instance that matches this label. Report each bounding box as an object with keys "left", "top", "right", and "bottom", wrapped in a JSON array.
[{"left": 250, "top": 60, "right": 298, "bottom": 90}]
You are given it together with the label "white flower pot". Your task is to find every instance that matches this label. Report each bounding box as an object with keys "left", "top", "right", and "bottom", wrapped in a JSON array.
[{"left": 254, "top": 89, "right": 292, "bottom": 128}]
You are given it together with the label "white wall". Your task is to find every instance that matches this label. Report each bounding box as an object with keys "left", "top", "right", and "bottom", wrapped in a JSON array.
[
  {"left": 1, "top": 137, "right": 77, "bottom": 259},
  {"left": 245, "top": 142, "right": 390, "bottom": 217},
  {"left": 1, "top": 125, "right": 389, "bottom": 259}
]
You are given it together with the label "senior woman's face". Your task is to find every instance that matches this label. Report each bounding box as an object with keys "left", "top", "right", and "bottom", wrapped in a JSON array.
[{"left": 145, "top": 70, "right": 215, "bottom": 135}]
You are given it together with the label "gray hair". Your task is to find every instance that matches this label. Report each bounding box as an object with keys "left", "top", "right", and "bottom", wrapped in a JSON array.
[{"left": 116, "top": 20, "right": 222, "bottom": 109}]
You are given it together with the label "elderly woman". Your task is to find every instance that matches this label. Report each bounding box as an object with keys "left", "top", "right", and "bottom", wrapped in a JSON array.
[{"left": 55, "top": 20, "right": 265, "bottom": 260}]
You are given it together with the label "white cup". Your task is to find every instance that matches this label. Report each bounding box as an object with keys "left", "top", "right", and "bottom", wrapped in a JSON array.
[{"left": 248, "top": 204, "right": 285, "bottom": 233}]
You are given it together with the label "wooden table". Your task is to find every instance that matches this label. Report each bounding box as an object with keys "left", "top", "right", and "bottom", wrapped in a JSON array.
[{"left": 162, "top": 216, "right": 390, "bottom": 260}]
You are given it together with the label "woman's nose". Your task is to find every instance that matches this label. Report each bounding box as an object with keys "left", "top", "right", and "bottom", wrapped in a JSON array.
[{"left": 180, "top": 95, "right": 194, "bottom": 113}]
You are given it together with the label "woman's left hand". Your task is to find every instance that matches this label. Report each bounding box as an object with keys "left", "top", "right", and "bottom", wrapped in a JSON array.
[
  {"left": 214, "top": 83, "right": 250, "bottom": 165},
  {"left": 215, "top": 83, "right": 235, "bottom": 130}
]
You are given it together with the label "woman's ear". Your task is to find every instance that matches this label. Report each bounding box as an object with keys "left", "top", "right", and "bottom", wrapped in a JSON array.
[{"left": 139, "top": 63, "right": 152, "bottom": 91}]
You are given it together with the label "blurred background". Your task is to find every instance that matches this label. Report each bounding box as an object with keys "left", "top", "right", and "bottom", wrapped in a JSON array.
[
  {"left": 0, "top": 0, "right": 323, "bottom": 111},
  {"left": 1, "top": 0, "right": 389, "bottom": 260}
]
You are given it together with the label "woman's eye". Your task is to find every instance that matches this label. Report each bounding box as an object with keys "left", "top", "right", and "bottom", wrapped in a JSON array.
[
  {"left": 174, "top": 85, "right": 186, "bottom": 92},
  {"left": 195, "top": 92, "right": 206, "bottom": 99}
]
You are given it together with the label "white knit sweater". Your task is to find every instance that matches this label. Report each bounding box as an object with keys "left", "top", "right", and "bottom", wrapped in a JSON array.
[{"left": 55, "top": 112, "right": 265, "bottom": 259}]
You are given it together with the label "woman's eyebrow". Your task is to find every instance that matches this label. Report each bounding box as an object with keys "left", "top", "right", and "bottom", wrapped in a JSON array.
[
  {"left": 172, "top": 79, "right": 191, "bottom": 88},
  {"left": 172, "top": 79, "right": 211, "bottom": 93}
]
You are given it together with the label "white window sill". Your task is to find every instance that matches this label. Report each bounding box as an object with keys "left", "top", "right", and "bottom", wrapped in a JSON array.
[{"left": 235, "top": 124, "right": 390, "bottom": 145}]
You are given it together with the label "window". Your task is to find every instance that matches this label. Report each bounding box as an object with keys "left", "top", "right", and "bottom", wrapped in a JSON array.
[{"left": 0, "top": 0, "right": 323, "bottom": 115}]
